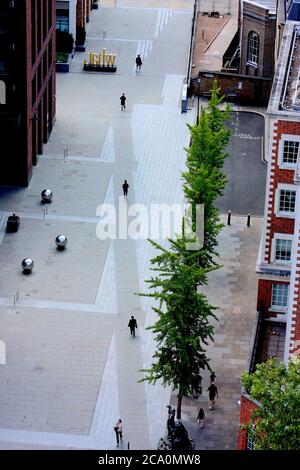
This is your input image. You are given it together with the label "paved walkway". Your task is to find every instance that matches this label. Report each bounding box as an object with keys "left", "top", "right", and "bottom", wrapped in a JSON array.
[
  {"left": 0, "top": 0, "right": 263, "bottom": 451},
  {"left": 172, "top": 215, "right": 262, "bottom": 449},
  {"left": 0, "top": 1, "right": 195, "bottom": 450}
]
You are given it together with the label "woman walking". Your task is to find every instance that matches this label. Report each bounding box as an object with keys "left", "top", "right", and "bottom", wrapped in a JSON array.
[
  {"left": 197, "top": 408, "right": 205, "bottom": 428},
  {"left": 114, "top": 418, "right": 123, "bottom": 447}
]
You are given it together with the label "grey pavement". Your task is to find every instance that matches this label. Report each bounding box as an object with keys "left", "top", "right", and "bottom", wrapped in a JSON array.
[{"left": 217, "top": 111, "right": 267, "bottom": 216}]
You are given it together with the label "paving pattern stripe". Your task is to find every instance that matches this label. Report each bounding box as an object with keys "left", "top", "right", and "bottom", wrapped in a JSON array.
[
  {"left": 0, "top": 210, "right": 106, "bottom": 225},
  {"left": 0, "top": 297, "right": 117, "bottom": 314},
  {"left": 100, "top": 125, "right": 115, "bottom": 162}
]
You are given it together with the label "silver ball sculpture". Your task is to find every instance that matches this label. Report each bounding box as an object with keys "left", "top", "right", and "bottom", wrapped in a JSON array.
[
  {"left": 22, "top": 258, "right": 34, "bottom": 274},
  {"left": 41, "top": 189, "right": 53, "bottom": 203},
  {"left": 55, "top": 235, "right": 68, "bottom": 251}
]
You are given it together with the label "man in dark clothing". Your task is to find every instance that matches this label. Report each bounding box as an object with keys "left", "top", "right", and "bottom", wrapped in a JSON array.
[
  {"left": 207, "top": 383, "right": 218, "bottom": 409},
  {"left": 128, "top": 316, "right": 138, "bottom": 337},
  {"left": 122, "top": 180, "right": 129, "bottom": 198},
  {"left": 210, "top": 371, "right": 216, "bottom": 384},
  {"left": 120, "top": 93, "right": 126, "bottom": 110},
  {"left": 135, "top": 55, "right": 142, "bottom": 71}
]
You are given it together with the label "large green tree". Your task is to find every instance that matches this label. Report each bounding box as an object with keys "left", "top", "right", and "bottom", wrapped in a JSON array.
[
  {"left": 241, "top": 358, "right": 300, "bottom": 450},
  {"left": 182, "top": 81, "right": 231, "bottom": 268},
  {"left": 140, "top": 82, "right": 231, "bottom": 420},
  {"left": 139, "top": 233, "right": 217, "bottom": 419}
]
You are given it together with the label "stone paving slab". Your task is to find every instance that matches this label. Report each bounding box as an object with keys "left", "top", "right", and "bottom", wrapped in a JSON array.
[{"left": 0, "top": 218, "right": 110, "bottom": 305}]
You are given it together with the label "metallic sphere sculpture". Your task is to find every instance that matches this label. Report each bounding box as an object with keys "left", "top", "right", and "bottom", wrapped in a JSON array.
[
  {"left": 22, "top": 258, "right": 34, "bottom": 274},
  {"left": 55, "top": 235, "right": 68, "bottom": 250},
  {"left": 41, "top": 189, "right": 53, "bottom": 203}
]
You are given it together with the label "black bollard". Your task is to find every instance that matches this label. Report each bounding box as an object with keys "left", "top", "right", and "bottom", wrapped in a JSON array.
[
  {"left": 227, "top": 210, "right": 231, "bottom": 225},
  {"left": 247, "top": 214, "right": 251, "bottom": 227}
]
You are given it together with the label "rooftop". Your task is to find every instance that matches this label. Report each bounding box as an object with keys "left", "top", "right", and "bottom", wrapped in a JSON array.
[
  {"left": 268, "top": 21, "right": 300, "bottom": 116},
  {"left": 244, "top": 0, "right": 277, "bottom": 15}
]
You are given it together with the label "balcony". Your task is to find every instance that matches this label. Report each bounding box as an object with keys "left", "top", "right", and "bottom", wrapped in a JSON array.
[{"left": 258, "top": 264, "right": 291, "bottom": 278}]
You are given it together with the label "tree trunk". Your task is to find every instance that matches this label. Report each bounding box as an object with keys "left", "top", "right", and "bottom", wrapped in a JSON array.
[{"left": 176, "top": 394, "right": 182, "bottom": 420}]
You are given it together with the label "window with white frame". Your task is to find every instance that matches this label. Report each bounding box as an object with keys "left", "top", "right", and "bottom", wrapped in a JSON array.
[
  {"left": 271, "top": 283, "right": 288, "bottom": 308},
  {"left": 275, "top": 238, "right": 292, "bottom": 262},
  {"left": 248, "top": 32, "right": 259, "bottom": 65},
  {"left": 283, "top": 140, "right": 299, "bottom": 165},
  {"left": 278, "top": 189, "right": 296, "bottom": 214},
  {"left": 246, "top": 428, "right": 256, "bottom": 451}
]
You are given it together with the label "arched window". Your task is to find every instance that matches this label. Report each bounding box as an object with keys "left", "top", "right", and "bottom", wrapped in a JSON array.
[
  {"left": 248, "top": 31, "right": 259, "bottom": 65},
  {"left": 0, "top": 80, "right": 6, "bottom": 104}
]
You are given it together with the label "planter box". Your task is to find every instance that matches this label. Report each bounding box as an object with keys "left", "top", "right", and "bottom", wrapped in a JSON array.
[
  {"left": 56, "top": 61, "right": 69, "bottom": 72},
  {"left": 83, "top": 64, "right": 117, "bottom": 73},
  {"left": 56, "top": 53, "right": 70, "bottom": 73},
  {"left": 6, "top": 215, "right": 20, "bottom": 233}
]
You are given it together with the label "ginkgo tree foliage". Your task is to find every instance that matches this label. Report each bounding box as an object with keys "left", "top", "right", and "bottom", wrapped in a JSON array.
[
  {"left": 241, "top": 358, "right": 300, "bottom": 450},
  {"left": 139, "top": 83, "right": 231, "bottom": 419}
]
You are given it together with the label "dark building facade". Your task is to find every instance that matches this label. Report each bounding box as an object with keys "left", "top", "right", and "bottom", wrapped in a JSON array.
[
  {"left": 239, "top": 0, "right": 277, "bottom": 79},
  {"left": 0, "top": 0, "right": 56, "bottom": 187}
]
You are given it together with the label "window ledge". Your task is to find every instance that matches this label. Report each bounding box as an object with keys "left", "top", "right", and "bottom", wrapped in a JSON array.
[
  {"left": 276, "top": 212, "right": 295, "bottom": 219},
  {"left": 269, "top": 307, "right": 288, "bottom": 313},
  {"left": 278, "top": 163, "right": 296, "bottom": 170},
  {"left": 272, "top": 261, "right": 291, "bottom": 267}
]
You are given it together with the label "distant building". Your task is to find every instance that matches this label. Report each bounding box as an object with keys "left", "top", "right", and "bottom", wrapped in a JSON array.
[
  {"left": 56, "top": 0, "right": 93, "bottom": 44},
  {"left": 238, "top": 18, "right": 300, "bottom": 449},
  {"left": 56, "top": 0, "right": 78, "bottom": 41},
  {"left": 192, "top": 0, "right": 292, "bottom": 104},
  {"left": 0, "top": 0, "right": 56, "bottom": 187},
  {"left": 239, "top": 0, "right": 277, "bottom": 78}
]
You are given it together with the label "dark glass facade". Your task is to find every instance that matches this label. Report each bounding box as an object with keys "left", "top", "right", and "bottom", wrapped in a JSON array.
[{"left": 0, "top": 0, "right": 56, "bottom": 187}]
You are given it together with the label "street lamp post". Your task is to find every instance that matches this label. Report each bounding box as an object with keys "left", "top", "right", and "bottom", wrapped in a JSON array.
[{"left": 197, "top": 77, "right": 201, "bottom": 125}]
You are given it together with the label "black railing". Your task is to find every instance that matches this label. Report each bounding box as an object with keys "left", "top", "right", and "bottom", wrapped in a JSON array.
[
  {"left": 187, "top": 0, "right": 198, "bottom": 86},
  {"left": 249, "top": 308, "right": 263, "bottom": 373}
]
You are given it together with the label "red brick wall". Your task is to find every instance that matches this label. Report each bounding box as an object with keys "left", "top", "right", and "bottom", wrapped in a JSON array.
[
  {"left": 237, "top": 395, "right": 258, "bottom": 450},
  {"left": 77, "top": 0, "right": 85, "bottom": 29},
  {"left": 261, "top": 119, "right": 300, "bottom": 357},
  {"left": 194, "top": 72, "right": 271, "bottom": 105},
  {"left": 264, "top": 120, "right": 300, "bottom": 264}
]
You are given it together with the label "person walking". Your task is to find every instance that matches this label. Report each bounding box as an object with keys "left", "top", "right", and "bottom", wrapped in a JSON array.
[
  {"left": 122, "top": 180, "right": 129, "bottom": 198},
  {"left": 197, "top": 408, "right": 205, "bottom": 428},
  {"left": 207, "top": 383, "right": 218, "bottom": 410},
  {"left": 135, "top": 54, "right": 142, "bottom": 71},
  {"left": 210, "top": 371, "right": 216, "bottom": 384},
  {"left": 128, "top": 315, "right": 138, "bottom": 337},
  {"left": 120, "top": 93, "right": 126, "bottom": 110},
  {"left": 114, "top": 419, "right": 123, "bottom": 447}
]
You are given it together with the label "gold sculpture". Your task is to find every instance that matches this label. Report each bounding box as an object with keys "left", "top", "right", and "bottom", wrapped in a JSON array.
[{"left": 85, "top": 49, "right": 117, "bottom": 68}]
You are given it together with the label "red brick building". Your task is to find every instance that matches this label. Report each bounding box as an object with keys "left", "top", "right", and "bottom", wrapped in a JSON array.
[
  {"left": 238, "top": 20, "right": 300, "bottom": 449},
  {"left": 0, "top": 0, "right": 56, "bottom": 187},
  {"left": 76, "top": 0, "right": 93, "bottom": 28}
]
